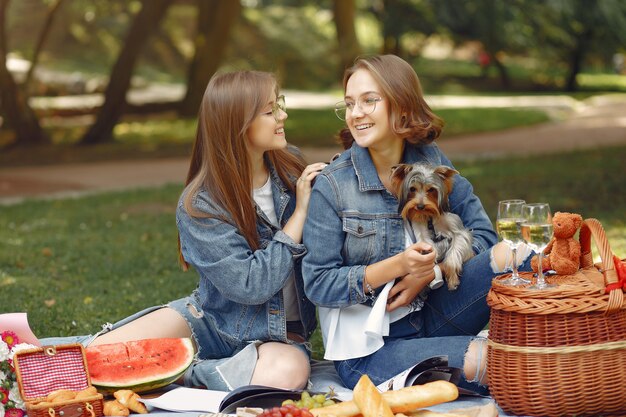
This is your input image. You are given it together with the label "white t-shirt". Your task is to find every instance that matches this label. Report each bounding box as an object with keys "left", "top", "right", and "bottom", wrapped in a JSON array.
[{"left": 253, "top": 176, "right": 301, "bottom": 322}]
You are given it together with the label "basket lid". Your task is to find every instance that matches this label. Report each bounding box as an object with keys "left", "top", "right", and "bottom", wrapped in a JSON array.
[{"left": 13, "top": 344, "right": 91, "bottom": 401}]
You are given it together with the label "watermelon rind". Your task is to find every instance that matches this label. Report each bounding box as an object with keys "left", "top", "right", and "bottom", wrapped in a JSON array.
[{"left": 87, "top": 338, "right": 195, "bottom": 394}]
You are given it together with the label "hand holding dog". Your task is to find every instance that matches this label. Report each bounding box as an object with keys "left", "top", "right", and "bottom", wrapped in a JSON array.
[
  {"left": 402, "top": 242, "right": 437, "bottom": 276},
  {"left": 386, "top": 242, "right": 437, "bottom": 311}
]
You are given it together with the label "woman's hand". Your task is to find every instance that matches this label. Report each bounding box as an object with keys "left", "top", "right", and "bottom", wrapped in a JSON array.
[
  {"left": 386, "top": 242, "right": 437, "bottom": 311},
  {"left": 402, "top": 242, "right": 437, "bottom": 276},
  {"left": 294, "top": 162, "right": 327, "bottom": 215},
  {"left": 387, "top": 272, "right": 430, "bottom": 311},
  {"left": 282, "top": 162, "right": 326, "bottom": 244}
]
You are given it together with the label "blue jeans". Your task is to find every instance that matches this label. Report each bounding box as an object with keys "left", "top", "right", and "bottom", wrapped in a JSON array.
[{"left": 335, "top": 249, "right": 533, "bottom": 392}]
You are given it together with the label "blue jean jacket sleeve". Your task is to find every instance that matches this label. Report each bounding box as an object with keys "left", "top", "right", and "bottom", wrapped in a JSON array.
[
  {"left": 177, "top": 196, "right": 300, "bottom": 306},
  {"left": 302, "top": 174, "right": 369, "bottom": 308},
  {"left": 436, "top": 151, "right": 497, "bottom": 254}
]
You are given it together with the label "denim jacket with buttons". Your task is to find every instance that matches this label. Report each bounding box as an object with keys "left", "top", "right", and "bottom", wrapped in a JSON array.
[
  {"left": 302, "top": 142, "right": 497, "bottom": 308},
  {"left": 176, "top": 162, "right": 317, "bottom": 353}
]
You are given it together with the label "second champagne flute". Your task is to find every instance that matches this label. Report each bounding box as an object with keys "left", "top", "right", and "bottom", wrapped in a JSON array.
[{"left": 522, "top": 203, "right": 556, "bottom": 290}]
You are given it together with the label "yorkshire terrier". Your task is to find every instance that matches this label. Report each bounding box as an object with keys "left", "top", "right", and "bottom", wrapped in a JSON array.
[{"left": 390, "top": 162, "right": 474, "bottom": 290}]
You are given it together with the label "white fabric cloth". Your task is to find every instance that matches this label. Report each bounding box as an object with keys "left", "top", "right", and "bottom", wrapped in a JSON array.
[
  {"left": 319, "top": 280, "right": 419, "bottom": 360},
  {"left": 319, "top": 225, "right": 435, "bottom": 361},
  {"left": 253, "top": 176, "right": 300, "bottom": 322}
]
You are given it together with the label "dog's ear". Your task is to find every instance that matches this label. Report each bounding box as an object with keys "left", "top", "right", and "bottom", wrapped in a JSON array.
[
  {"left": 434, "top": 166, "right": 458, "bottom": 194},
  {"left": 390, "top": 163, "right": 412, "bottom": 179},
  {"left": 390, "top": 164, "right": 412, "bottom": 194}
]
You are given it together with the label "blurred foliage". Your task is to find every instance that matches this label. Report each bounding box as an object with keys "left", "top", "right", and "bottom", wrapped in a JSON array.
[{"left": 5, "top": 0, "right": 625, "bottom": 92}]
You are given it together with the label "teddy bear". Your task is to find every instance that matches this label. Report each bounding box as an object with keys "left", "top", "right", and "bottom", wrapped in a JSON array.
[{"left": 531, "top": 211, "right": 583, "bottom": 276}]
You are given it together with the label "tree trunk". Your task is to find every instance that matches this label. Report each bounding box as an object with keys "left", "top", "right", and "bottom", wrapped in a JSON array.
[
  {"left": 80, "top": 0, "right": 173, "bottom": 145},
  {"left": 178, "top": 0, "right": 241, "bottom": 117},
  {"left": 0, "top": 0, "right": 48, "bottom": 147},
  {"left": 565, "top": 38, "right": 586, "bottom": 92},
  {"left": 491, "top": 54, "right": 510, "bottom": 88},
  {"left": 332, "top": 0, "right": 361, "bottom": 76},
  {"left": 24, "top": 0, "right": 64, "bottom": 91}
]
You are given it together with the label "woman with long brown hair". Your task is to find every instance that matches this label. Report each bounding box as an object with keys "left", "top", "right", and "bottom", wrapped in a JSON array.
[{"left": 43, "top": 71, "right": 325, "bottom": 391}]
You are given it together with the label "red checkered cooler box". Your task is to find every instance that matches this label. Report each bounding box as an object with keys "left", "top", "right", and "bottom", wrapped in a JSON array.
[{"left": 13, "top": 344, "right": 103, "bottom": 417}]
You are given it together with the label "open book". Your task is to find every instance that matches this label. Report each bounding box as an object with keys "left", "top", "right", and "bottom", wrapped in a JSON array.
[
  {"left": 141, "top": 356, "right": 485, "bottom": 414},
  {"left": 376, "top": 355, "right": 487, "bottom": 398}
]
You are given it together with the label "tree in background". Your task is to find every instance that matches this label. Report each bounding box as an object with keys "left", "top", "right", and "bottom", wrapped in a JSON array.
[
  {"left": 23, "top": 0, "right": 64, "bottom": 90},
  {"left": 179, "top": 0, "right": 241, "bottom": 117},
  {"left": 432, "top": 0, "right": 524, "bottom": 88},
  {"left": 332, "top": 0, "right": 361, "bottom": 75},
  {"left": 80, "top": 0, "right": 173, "bottom": 145},
  {"left": 370, "top": 0, "right": 437, "bottom": 59},
  {"left": 521, "top": 0, "right": 626, "bottom": 91},
  {"left": 0, "top": 0, "right": 49, "bottom": 147}
]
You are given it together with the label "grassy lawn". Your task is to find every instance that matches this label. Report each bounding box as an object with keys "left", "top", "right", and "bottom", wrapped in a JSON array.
[{"left": 1, "top": 145, "right": 624, "bottom": 360}]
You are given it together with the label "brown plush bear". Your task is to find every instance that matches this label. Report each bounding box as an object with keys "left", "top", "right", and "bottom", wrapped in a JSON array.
[{"left": 531, "top": 211, "right": 583, "bottom": 276}]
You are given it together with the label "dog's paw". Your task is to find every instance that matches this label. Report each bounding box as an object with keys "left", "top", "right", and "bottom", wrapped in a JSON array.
[
  {"left": 446, "top": 274, "right": 460, "bottom": 290},
  {"left": 446, "top": 281, "right": 459, "bottom": 290}
]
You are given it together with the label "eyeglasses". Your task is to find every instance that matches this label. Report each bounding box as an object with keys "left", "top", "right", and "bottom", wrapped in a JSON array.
[
  {"left": 270, "top": 95, "right": 286, "bottom": 121},
  {"left": 334, "top": 96, "right": 383, "bottom": 121}
]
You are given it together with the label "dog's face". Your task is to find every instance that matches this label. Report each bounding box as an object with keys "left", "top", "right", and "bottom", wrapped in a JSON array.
[{"left": 390, "top": 163, "right": 458, "bottom": 222}]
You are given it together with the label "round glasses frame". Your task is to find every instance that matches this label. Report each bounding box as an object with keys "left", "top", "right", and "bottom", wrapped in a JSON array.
[
  {"left": 334, "top": 96, "right": 383, "bottom": 121},
  {"left": 271, "top": 95, "right": 286, "bottom": 122}
]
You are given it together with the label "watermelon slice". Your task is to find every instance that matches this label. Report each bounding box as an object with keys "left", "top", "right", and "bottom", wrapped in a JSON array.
[{"left": 86, "top": 338, "right": 194, "bottom": 393}]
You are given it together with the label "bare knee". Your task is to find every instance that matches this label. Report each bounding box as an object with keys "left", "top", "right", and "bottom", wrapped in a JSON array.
[
  {"left": 252, "top": 343, "right": 310, "bottom": 389},
  {"left": 490, "top": 241, "right": 510, "bottom": 272},
  {"left": 464, "top": 338, "right": 488, "bottom": 386}
]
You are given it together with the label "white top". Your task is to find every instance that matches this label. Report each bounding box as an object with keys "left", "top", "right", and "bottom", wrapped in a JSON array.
[
  {"left": 318, "top": 227, "right": 426, "bottom": 361},
  {"left": 253, "top": 176, "right": 300, "bottom": 322}
]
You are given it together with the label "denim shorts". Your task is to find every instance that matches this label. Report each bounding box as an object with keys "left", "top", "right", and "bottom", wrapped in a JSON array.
[{"left": 168, "top": 293, "right": 311, "bottom": 360}]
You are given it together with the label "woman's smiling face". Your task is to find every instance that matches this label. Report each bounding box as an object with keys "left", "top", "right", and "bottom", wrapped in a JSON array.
[
  {"left": 247, "top": 94, "right": 288, "bottom": 156},
  {"left": 344, "top": 69, "right": 400, "bottom": 151}
]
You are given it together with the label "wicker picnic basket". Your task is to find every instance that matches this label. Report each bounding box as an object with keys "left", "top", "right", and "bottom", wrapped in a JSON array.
[
  {"left": 13, "top": 344, "right": 104, "bottom": 417},
  {"left": 486, "top": 218, "right": 626, "bottom": 417}
]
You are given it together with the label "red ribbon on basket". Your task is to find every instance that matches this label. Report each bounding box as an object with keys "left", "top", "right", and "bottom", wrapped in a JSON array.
[{"left": 605, "top": 255, "right": 626, "bottom": 293}]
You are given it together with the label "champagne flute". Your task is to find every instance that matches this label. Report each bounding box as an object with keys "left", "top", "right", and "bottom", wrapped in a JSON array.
[
  {"left": 521, "top": 203, "right": 556, "bottom": 290},
  {"left": 496, "top": 200, "right": 530, "bottom": 286}
]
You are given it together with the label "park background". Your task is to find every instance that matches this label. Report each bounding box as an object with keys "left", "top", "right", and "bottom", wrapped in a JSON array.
[{"left": 0, "top": 0, "right": 625, "bottom": 359}]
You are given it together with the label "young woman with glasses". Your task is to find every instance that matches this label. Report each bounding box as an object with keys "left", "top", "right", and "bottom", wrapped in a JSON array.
[
  {"left": 302, "top": 55, "right": 533, "bottom": 393},
  {"left": 41, "top": 71, "right": 326, "bottom": 390}
]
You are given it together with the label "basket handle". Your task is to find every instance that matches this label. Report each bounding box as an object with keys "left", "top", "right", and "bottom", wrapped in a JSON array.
[{"left": 579, "top": 218, "right": 623, "bottom": 313}]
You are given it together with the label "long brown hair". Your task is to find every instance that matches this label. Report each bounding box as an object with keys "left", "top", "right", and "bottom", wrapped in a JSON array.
[
  {"left": 178, "top": 71, "right": 305, "bottom": 269},
  {"left": 338, "top": 54, "right": 444, "bottom": 149}
]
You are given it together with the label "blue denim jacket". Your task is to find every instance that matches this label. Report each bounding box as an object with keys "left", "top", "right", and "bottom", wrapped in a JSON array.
[
  {"left": 177, "top": 162, "right": 317, "bottom": 353},
  {"left": 302, "top": 142, "right": 497, "bottom": 308}
]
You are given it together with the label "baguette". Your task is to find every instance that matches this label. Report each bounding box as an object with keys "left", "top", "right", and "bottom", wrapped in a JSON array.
[
  {"left": 353, "top": 375, "right": 394, "bottom": 417},
  {"left": 311, "top": 381, "right": 459, "bottom": 417}
]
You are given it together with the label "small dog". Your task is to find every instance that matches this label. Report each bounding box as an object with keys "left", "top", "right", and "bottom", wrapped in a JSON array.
[{"left": 390, "top": 162, "right": 474, "bottom": 290}]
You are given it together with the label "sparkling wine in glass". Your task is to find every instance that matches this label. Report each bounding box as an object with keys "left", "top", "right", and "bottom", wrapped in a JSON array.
[
  {"left": 521, "top": 203, "right": 556, "bottom": 290},
  {"left": 496, "top": 200, "right": 529, "bottom": 286}
]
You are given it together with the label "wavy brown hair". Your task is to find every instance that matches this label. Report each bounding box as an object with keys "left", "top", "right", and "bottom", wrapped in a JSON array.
[
  {"left": 178, "top": 71, "right": 305, "bottom": 269},
  {"left": 338, "top": 54, "right": 444, "bottom": 150}
]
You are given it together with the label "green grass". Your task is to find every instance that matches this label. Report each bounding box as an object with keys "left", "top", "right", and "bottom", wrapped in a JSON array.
[{"left": 1, "top": 145, "right": 624, "bottom": 359}]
